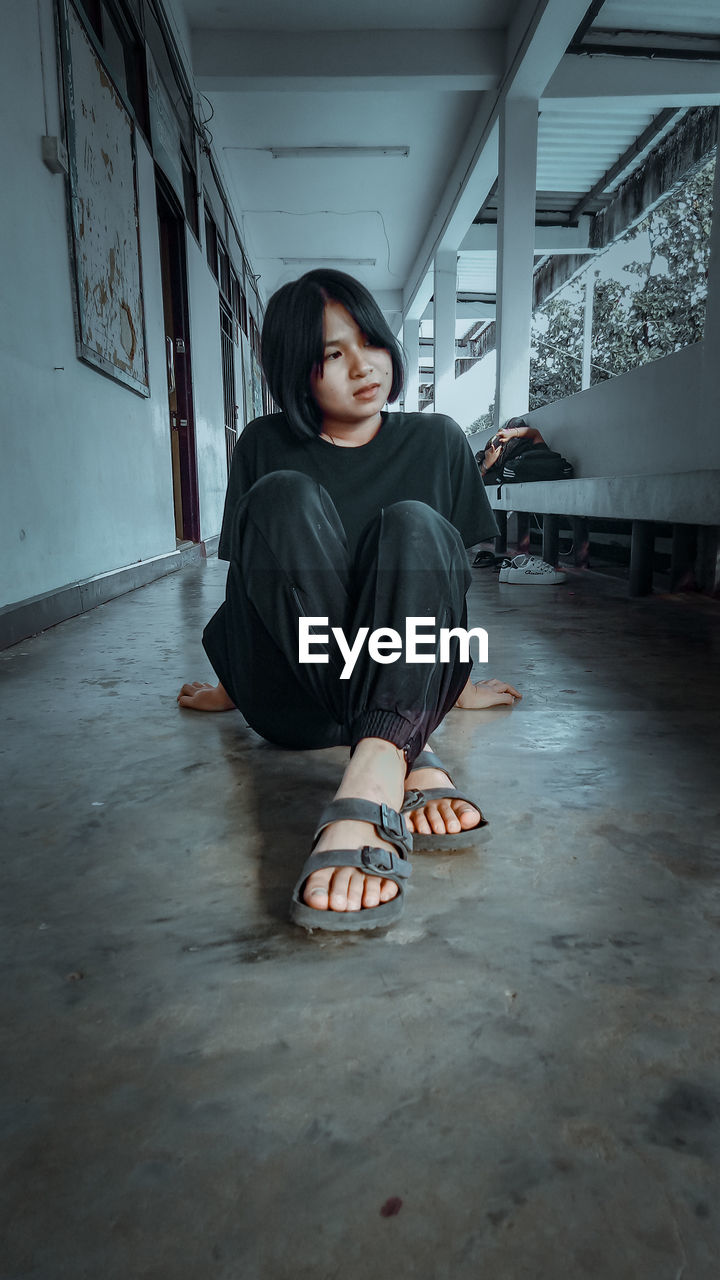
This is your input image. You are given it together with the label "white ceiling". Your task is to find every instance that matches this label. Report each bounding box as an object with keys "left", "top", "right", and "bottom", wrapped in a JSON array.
[
  {"left": 172, "top": 0, "right": 720, "bottom": 318},
  {"left": 177, "top": 0, "right": 522, "bottom": 307},
  {"left": 210, "top": 89, "right": 481, "bottom": 302}
]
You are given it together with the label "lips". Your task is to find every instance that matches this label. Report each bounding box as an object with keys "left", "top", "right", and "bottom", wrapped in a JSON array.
[{"left": 354, "top": 382, "right": 381, "bottom": 399}]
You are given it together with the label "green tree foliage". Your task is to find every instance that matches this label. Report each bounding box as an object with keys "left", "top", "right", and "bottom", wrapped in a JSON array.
[
  {"left": 529, "top": 298, "right": 583, "bottom": 410},
  {"left": 528, "top": 153, "right": 715, "bottom": 406}
]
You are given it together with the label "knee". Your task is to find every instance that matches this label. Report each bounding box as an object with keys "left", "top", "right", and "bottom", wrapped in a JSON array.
[
  {"left": 379, "top": 500, "right": 468, "bottom": 570},
  {"left": 381, "top": 500, "right": 448, "bottom": 536},
  {"left": 384, "top": 494, "right": 435, "bottom": 524},
  {"left": 245, "top": 470, "right": 317, "bottom": 509},
  {"left": 241, "top": 470, "right": 322, "bottom": 531}
]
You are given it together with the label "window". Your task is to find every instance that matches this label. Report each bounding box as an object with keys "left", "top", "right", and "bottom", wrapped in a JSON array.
[
  {"left": 181, "top": 150, "right": 199, "bottom": 240},
  {"left": 75, "top": 0, "right": 149, "bottom": 135},
  {"left": 204, "top": 208, "right": 218, "bottom": 279},
  {"left": 143, "top": 1, "right": 194, "bottom": 157},
  {"left": 218, "top": 239, "right": 231, "bottom": 304}
]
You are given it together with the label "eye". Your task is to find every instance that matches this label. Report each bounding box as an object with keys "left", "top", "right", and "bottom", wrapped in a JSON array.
[{"left": 325, "top": 350, "right": 342, "bottom": 361}]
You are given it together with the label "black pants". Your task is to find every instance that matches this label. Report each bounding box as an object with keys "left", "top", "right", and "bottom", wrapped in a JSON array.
[{"left": 202, "top": 471, "right": 473, "bottom": 769}]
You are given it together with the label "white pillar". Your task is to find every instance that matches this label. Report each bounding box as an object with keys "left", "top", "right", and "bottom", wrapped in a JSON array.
[
  {"left": 581, "top": 274, "right": 594, "bottom": 390},
  {"left": 494, "top": 97, "right": 539, "bottom": 427},
  {"left": 433, "top": 248, "right": 457, "bottom": 415},
  {"left": 702, "top": 131, "right": 720, "bottom": 446},
  {"left": 401, "top": 316, "right": 421, "bottom": 414}
]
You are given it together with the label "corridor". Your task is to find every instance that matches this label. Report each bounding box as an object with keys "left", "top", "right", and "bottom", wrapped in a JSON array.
[{"left": 3, "top": 556, "right": 719, "bottom": 1278}]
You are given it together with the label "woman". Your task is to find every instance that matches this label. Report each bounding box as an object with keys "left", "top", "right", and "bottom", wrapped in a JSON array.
[{"left": 178, "top": 270, "right": 520, "bottom": 931}]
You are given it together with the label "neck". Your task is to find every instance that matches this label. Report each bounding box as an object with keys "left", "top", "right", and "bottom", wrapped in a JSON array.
[{"left": 320, "top": 411, "right": 383, "bottom": 448}]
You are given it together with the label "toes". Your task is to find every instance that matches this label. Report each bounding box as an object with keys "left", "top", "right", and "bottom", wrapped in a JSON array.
[
  {"left": 362, "top": 876, "right": 382, "bottom": 909},
  {"left": 327, "top": 867, "right": 352, "bottom": 912},
  {"left": 438, "top": 800, "right": 462, "bottom": 833},
  {"left": 344, "top": 869, "right": 365, "bottom": 912},
  {"left": 303, "top": 870, "right": 331, "bottom": 910},
  {"left": 425, "top": 803, "right": 447, "bottom": 835},
  {"left": 411, "top": 810, "right": 433, "bottom": 836},
  {"left": 456, "top": 800, "right": 481, "bottom": 830},
  {"left": 379, "top": 879, "right": 399, "bottom": 902}
]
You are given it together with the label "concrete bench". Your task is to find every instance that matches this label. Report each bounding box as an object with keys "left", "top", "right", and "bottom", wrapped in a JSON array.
[{"left": 486, "top": 470, "right": 720, "bottom": 595}]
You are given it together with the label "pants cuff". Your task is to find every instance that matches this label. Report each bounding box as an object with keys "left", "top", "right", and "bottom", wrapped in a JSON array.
[{"left": 350, "top": 710, "right": 424, "bottom": 766}]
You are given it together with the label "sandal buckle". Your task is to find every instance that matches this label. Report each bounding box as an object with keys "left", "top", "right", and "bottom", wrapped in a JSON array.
[
  {"left": 361, "top": 847, "right": 394, "bottom": 874},
  {"left": 401, "top": 789, "right": 424, "bottom": 813},
  {"left": 379, "top": 803, "right": 405, "bottom": 842}
]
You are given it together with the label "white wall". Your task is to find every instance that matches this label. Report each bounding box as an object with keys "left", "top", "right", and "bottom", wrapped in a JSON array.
[
  {"left": 0, "top": 0, "right": 232, "bottom": 610},
  {"left": 525, "top": 342, "right": 714, "bottom": 477}
]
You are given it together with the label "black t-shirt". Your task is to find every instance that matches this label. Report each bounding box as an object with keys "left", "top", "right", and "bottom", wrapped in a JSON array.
[{"left": 218, "top": 410, "right": 498, "bottom": 557}]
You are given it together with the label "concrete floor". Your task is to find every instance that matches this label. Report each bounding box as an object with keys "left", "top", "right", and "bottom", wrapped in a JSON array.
[{"left": 2, "top": 556, "right": 720, "bottom": 1279}]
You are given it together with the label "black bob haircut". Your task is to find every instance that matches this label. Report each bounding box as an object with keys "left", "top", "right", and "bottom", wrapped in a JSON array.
[{"left": 260, "top": 269, "right": 405, "bottom": 439}]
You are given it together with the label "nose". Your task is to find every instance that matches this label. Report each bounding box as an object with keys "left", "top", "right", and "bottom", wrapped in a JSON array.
[{"left": 349, "top": 348, "right": 372, "bottom": 377}]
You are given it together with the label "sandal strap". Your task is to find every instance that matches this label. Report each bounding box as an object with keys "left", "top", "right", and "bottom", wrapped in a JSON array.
[
  {"left": 401, "top": 786, "right": 486, "bottom": 825},
  {"left": 409, "top": 749, "right": 449, "bottom": 775},
  {"left": 313, "top": 797, "right": 412, "bottom": 858},
  {"left": 298, "top": 845, "right": 412, "bottom": 885}
]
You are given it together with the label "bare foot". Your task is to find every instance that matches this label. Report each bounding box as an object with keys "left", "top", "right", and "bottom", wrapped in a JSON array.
[
  {"left": 177, "top": 680, "right": 236, "bottom": 712},
  {"left": 403, "top": 763, "right": 483, "bottom": 837},
  {"left": 454, "top": 676, "right": 521, "bottom": 709},
  {"left": 303, "top": 739, "right": 407, "bottom": 913}
]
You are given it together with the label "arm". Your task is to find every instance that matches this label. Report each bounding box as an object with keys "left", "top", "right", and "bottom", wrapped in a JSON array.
[{"left": 496, "top": 423, "right": 545, "bottom": 446}]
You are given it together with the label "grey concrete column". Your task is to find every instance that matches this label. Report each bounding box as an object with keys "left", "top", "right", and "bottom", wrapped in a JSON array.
[
  {"left": 670, "top": 524, "right": 697, "bottom": 592},
  {"left": 494, "top": 510, "right": 508, "bottom": 556},
  {"left": 433, "top": 249, "right": 457, "bottom": 415},
  {"left": 401, "top": 316, "right": 421, "bottom": 414},
  {"left": 542, "top": 514, "right": 560, "bottom": 566},
  {"left": 630, "top": 520, "right": 655, "bottom": 596},
  {"left": 495, "top": 96, "right": 539, "bottom": 428}
]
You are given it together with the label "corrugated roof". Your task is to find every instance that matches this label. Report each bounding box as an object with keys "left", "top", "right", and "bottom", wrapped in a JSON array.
[
  {"left": 536, "top": 105, "right": 673, "bottom": 195},
  {"left": 456, "top": 252, "right": 497, "bottom": 292}
]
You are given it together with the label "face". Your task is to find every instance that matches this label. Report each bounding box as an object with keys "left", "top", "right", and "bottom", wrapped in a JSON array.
[{"left": 310, "top": 300, "right": 393, "bottom": 438}]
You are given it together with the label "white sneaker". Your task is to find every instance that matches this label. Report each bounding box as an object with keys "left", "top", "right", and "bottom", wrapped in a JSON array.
[{"left": 498, "top": 554, "right": 566, "bottom": 584}]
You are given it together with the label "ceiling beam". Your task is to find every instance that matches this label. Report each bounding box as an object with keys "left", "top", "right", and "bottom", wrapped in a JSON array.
[
  {"left": 545, "top": 54, "right": 720, "bottom": 105},
  {"left": 460, "top": 218, "right": 595, "bottom": 251},
  {"left": 422, "top": 299, "right": 496, "bottom": 321},
  {"left": 402, "top": 0, "right": 590, "bottom": 318},
  {"left": 192, "top": 28, "right": 503, "bottom": 92},
  {"left": 373, "top": 289, "right": 404, "bottom": 315},
  {"left": 571, "top": 31, "right": 720, "bottom": 60},
  {"left": 570, "top": 0, "right": 607, "bottom": 48}
]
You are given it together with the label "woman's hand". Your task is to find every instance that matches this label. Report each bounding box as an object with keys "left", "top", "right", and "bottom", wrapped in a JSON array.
[
  {"left": 454, "top": 676, "right": 521, "bottom": 709},
  {"left": 177, "top": 681, "right": 236, "bottom": 711}
]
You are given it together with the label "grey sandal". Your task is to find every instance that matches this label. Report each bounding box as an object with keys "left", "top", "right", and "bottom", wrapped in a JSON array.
[
  {"left": 289, "top": 798, "right": 413, "bottom": 932},
  {"left": 402, "top": 749, "right": 488, "bottom": 852}
]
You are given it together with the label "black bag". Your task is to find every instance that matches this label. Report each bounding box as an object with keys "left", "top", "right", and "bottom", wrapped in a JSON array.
[
  {"left": 479, "top": 434, "right": 537, "bottom": 485},
  {"left": 501, "top": 444, "right": 574, "bottom": 484}
]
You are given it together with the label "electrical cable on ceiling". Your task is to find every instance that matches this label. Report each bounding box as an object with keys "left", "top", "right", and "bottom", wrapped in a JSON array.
[
  {"left": 238, "top": 208, "right": 401, "bottom": 279},
  {"left": 195, "top": 93, "right": 215, "bottom": 151}
]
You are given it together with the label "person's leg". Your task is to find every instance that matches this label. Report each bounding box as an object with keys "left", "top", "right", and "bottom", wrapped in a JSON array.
[
  {"left": 203, "top": 472, "right": 407, "bottom": 912},
  {"left": 205, "top": 479, "right": 479, "bottom": 918},
  {"left": 202, "top": 470, "right": 352, "bottom": 750},
  {"left": 305, "top": 500, "right": 477, "bottom": 912}
]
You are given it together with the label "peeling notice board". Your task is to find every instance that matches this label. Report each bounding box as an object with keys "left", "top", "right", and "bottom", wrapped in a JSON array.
[{"left": 58, "top": 0, "right": 149, "bottom": 395}]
